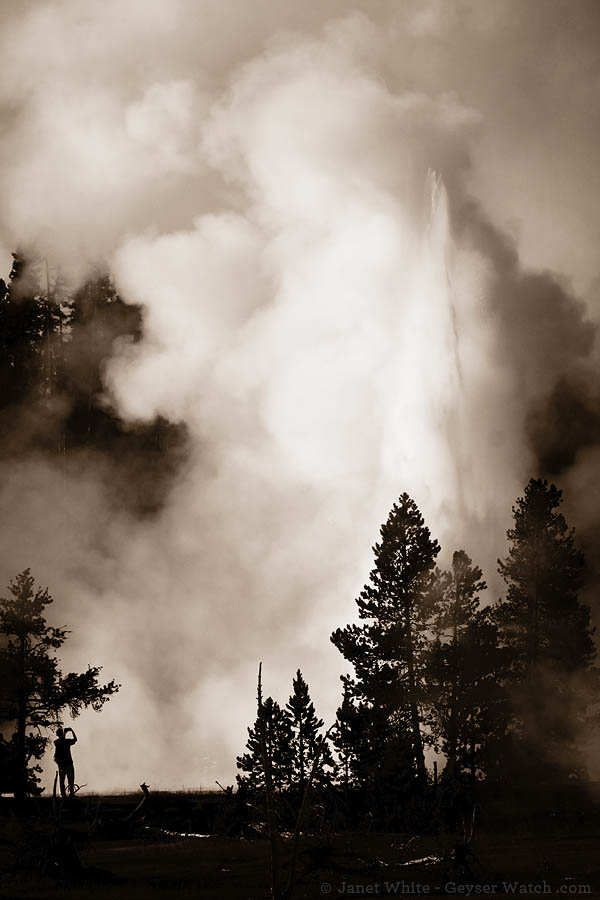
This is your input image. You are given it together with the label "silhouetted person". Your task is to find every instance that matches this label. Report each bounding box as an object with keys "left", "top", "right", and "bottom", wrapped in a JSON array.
[{"left": 54, "top": 727, "right": 77, "bottom": 798}]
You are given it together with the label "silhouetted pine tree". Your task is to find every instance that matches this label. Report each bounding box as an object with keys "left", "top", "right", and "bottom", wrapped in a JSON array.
[
  {"left": 0, "top": 254, "right": 66, "bottom": 409},
  {"left": 331, "top": 493, "right": 442, "bottom": 787},
  {"left": 0, "top": 253, "right": 187, "bottom": 512},
  {"left": 459, "top": 610, "right": 508, "bottom": 782},
  {"left": 64, "top": 269, "right": 185, "bottom": 512},
  {"left": 494, "top": 478, "right": 597, "bottom": 781},
  {"left": 428, "top": 551, "right": 506, "bottom": 782},
  {"left": 429, "top": 551, "right": 492, "bottom": 779},
  {"left": 236, "top": 697, "right": 293, "bottom": 795},
  {"left": 64, "top": 270, "right": 140, "bottom": 443},
  {"left": 331, "top": 679, "right": 415, "bottom": 828},
  {"left": 331, "top": 681, "right": 356, "bottom": 792},
  {"left": 286, "top": 669, "right": 335, "bottom": 791}
]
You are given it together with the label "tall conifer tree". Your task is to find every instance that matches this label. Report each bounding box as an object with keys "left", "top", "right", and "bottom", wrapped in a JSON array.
[
  {"left": 286, "top": 669, "right": 335, "bottom": 790},
  {"left": 331, "top": 493, "right": 441, "bottom": 786},
  {"left": 495, "top": 478, "right": 597, "bottom": 780},
  {"left": 428, "top": 551, "right": 502, "bottom": 780},
  {"left": 236, "top": 697, "right": 293, "bottom": 795}
]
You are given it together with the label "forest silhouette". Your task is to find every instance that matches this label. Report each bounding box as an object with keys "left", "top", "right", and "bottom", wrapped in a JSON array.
[{"left": 235, "top": 481, "right": 598, "bottom": 838}]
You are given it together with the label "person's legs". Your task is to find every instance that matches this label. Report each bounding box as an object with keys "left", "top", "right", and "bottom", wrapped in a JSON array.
[
  {"left": 58, "top": 767, "right": 67, "bottom": 799},
  {"left": 66, "top": 764, "right": 75, "bottom": 797}
]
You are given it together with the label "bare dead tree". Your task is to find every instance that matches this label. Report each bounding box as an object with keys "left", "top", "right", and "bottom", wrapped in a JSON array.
[{"left": 256, "top": 662, "right": 283, "bottom": 899}]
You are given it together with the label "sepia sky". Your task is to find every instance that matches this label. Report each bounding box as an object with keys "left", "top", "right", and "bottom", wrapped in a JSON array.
[{"left": 1, "top": 0, "right": 599, "bottom": 790}]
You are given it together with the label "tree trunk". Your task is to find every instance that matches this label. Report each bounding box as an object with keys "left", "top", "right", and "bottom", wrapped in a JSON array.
[
  {"left": 405, "top": 611, "right": 426, "bottom": 784},
  {"left": 256, "top": 665, "right": 282, "bottom": 900},
  {"left": 446, "top": 583, "right": 460, "bottom": 779},
  {"left": 299, "top": 720, "right": 305, "bottom": 790},
  {"left": 14, "top": 635, "right": 27, "bottom": 802}
]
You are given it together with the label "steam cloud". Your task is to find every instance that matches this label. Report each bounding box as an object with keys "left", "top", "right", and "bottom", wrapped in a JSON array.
[{"left": 0, "top": 1, "right": 598, "bottom": 788}]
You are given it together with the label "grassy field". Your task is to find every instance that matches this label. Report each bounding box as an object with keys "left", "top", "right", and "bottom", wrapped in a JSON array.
[{"left": 1, "top": 792, "right": 599, "bottom": 899}]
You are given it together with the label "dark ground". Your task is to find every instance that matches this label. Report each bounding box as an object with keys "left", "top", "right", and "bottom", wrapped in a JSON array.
[{"left": 1, "top": 789, "right": 599, "bottom": 899}]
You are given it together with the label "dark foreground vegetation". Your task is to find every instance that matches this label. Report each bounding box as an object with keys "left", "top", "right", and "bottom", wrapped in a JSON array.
[{"left": 1, "top": 786, "right": 599, "bottom": 899}]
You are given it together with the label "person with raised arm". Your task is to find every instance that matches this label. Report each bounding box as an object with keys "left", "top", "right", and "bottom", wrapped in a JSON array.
[{"left": 53, "top": 726, "right": 78, "bottom": 798}]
